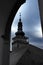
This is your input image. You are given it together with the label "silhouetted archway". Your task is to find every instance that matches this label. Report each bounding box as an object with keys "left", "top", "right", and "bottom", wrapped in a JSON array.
[{"left": 2, "top": 0, "right": 26, "bottom": 65}]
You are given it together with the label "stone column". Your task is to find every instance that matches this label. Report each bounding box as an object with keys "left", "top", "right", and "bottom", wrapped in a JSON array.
[
  {"left": 38, "top": 0, "right": 43, "bottom": 33},
  {"left": 2, "top": 35, "right": 10, "bottom": 65}
]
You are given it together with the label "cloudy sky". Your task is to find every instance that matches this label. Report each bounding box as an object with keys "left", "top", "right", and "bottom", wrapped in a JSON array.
[{"left": 11, "top": 0, "right": 43, "bottom": 50}]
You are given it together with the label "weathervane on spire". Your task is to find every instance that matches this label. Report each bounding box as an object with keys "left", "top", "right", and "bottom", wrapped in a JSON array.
[{"left": 20, "top": 12, "right": 21, "bottom": 18}]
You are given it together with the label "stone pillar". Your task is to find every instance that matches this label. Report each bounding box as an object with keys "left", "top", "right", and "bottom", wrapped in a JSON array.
[
  {"left": 2, "top": 35, "right": 10, "bottom": 65},
  {"left": 38, "top": 0, "right": 43, "bottom": 33}
]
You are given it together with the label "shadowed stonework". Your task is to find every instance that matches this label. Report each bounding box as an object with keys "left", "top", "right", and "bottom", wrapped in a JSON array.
[{"left": 10, "top": 14, "right": 43, "bottom": 65}]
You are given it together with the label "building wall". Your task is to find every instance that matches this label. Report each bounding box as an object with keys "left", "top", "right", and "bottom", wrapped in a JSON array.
[
  {"left": 38, "top": 0, "right": 43, "bottom": 33},
  {"left": 0, "top": 0, "right": 15, "bottom": 65}
]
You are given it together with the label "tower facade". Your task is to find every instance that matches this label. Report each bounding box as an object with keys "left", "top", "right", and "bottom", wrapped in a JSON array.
[{"left": 12, "top": 14, "right": 29, "bottom": 50}]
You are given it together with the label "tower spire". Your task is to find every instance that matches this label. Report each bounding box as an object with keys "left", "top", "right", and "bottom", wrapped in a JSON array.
[
  {"left": 18, "top": 13, "right": 22, "bottom": 31},
  {"left": 19, "top": 12, "right": 21, "bottom": 22}
]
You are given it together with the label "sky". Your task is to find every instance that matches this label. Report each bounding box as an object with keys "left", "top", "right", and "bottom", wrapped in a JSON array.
[{"left": 10, "top": 0, "right": 43, "bottom": 51}]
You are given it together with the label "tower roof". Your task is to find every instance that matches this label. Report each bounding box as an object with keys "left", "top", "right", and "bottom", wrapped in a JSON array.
[{"left": 15, "top": 13, "right": 25, "bottom": 36}]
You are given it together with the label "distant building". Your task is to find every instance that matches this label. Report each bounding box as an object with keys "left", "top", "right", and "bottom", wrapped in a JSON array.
[{"left": 12, "top": 13, "right": 29, "bottom": 50}]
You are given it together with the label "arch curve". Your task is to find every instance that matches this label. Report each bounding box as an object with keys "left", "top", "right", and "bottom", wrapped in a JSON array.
[
  {"left": 2, "top": 0, "right": 26, "bottom": 65},
  {"left": 5, "top": 0, "right": 26, "bottom": 39}
]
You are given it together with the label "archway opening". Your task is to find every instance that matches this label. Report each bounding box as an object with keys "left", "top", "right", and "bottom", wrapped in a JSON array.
[{"left": 10, "top": 0, "right": 43, "bottom": 52}]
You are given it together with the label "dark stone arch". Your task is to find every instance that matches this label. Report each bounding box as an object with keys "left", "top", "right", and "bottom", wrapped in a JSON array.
[
  {"left": 2, "top": 0, "right": 26, "bottom": 65},
  {"left": 5, "top": 0, "right": 26, "bottom": 38}
]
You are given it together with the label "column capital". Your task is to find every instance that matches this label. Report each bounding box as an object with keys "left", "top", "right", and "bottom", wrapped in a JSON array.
[{"left": 1, "top": 35, "right": 10, "bottom": 43}]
